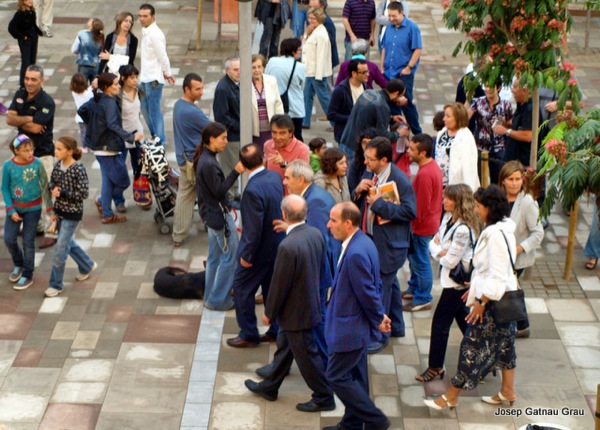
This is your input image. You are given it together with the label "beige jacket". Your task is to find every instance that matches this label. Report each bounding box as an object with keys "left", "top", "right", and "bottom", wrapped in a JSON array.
[{"left": 251, "top": 74, "right": 284, "bottom": 137}]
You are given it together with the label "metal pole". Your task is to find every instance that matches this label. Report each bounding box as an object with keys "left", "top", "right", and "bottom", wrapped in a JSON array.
[
  {"left": 481, "top": 150, "right": 489, "bottom": 189},
  {"left": 238, "top": 0, "right": 253, "bottom": 192},
  {"left": 218, "top": 0, "right": 223, "bottom": 49},
  {"left": 530, "top": 86, "right": 540, "bottom": 170},
  {"left": 196, "top": 0, "right": 203, "bottom": 50},
  {"left": 563, "top": 199, "right": 579, "bottom": 281}
]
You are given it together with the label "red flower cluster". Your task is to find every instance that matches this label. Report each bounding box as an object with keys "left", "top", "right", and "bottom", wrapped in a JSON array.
[
  {"left": 467, "top": 29, "right": 486, "bottom": 42},
  {"left": 510, "top": 16, "right": 529, "bottom": 32},
  {"left": 547, "top": 19, "right": 565, "bottom": 31},
  {"left": 557, "top": 110, "right": 580, "bottom": 130},
  {"left": 545, "top": 139, "right": 568, "bottom": 166},
  {"left": 513, "top": 58, "right": 527, "bottom": 72},
  {"left": 441, "top": 0, "right": 450, "bottom": 9},
  {"left": 503, "top": 43, "right": 517, "bottom": 55}
]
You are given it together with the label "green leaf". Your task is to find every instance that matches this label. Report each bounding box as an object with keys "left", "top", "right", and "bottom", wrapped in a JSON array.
[
  {"left": 452, "top": 42, "right": 462, "bottom": 58},
  {"left": 545, "top": 75, "right": 554, "bottom": 89},
  {"left": 555, "top": 79, "right": 565, "bottom": 93}
]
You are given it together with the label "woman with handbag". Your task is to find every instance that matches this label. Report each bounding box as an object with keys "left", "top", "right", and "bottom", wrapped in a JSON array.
[
  {"left": 424, "top": 185, "right": 519, "bottom": 410},
  {"left": 499, "top": 161, "right": 544, "bottom": 338},
  {"left": 251, "top": 54, "right": 284, "bottom": 149},
  {"left": 415, "top": 183, "right": 479, "bottom": 382},
  {"left": 193, "top": 123, "right": 245, "bottom": 311},
  {"left": 265, "top": 38, "right": 306, "bottom": 142},
  {"left": 98, "top": 12, "right": 138, "bottom": 74}
]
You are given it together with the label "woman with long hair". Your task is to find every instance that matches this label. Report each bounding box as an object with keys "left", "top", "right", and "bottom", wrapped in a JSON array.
[
  {"left": 8, "top": 0, "right": 43, "bottom": 88},
  {"left": 498, "top": 160, "right": 544, "bottom": 338},
  {"left": 416, "top": 184, "right": 479, "bottom": 382},
  {"left": 435, "top": 102, "right": 480, "bottom": 192},
  {"left": 77, "top": 72, "right": 143, "bottom": 223},
  {"left": 314, "top": 147, "right": 351, "bottom": 203},
  {"left": 251, "top": 54, "right": 284, "bottom": 148},
  {"left": 118, "top": 65, "right": 144, "bottom": 187},
  {"left": 72, "top": 17, "right": 104, "bottom": 83},
  {"left": 424, "top": 185, "right": 518, "bottom": 410},
  {"left": 193, "top": 123, "right": 245, "bottom": 310},
  {"left": 348, "top": 128, "right": 378, "bottom": 196},
  {"left": 98, "top": 11, "right": 138, "bottom": 74}
]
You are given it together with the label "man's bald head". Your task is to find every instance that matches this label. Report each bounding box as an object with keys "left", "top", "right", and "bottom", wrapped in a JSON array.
[{"left": 281, "top": 194, "right": 308, "bottom": 224}]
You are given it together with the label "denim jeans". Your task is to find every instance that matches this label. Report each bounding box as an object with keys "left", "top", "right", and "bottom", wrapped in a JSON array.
[
  {"left": 392, "top": 73, "right": 422, "bottom": 135},
  {"left": 585, "top": 203, "right": 600, "bottom": 259},
  {"left": 49, "top": 219, "right": 95, "bottom": 290},
  {"left": 122, "top": 147, "right": 142, "bottom": 179},
  {"left": 96, "top": 154, "right": 130, "bottom": 218},
  {"left": 205, "top": 213, "right": 238, "bottom": 310},
  {"left": 291, "top": 2, "right": 307, "bottom": 39},
  {"left": 139, "top": 81, "right": 166, "bottom": 145},
  {"left": 303, "top": 77, "right": 331, "bottom": 128},
  {"left": 77, "top": 65, "right": 97, "bottom": 85},
  {"left": 407, "top": 234, "right": 434, "bottom": 305},
  {"left": 4, "top": 209, "right": 41, "bottom": 279}
]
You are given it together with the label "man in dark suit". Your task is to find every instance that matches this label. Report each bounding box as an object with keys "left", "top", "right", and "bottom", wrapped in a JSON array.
[
  {"left": 354, "top": 136, "right": 416, "bottom": 353},
  {"left": 324, "top": 202, "right": 391, "bottom": 430},
  {"left": 227, "top": 144, "right": 285, "bottom": 348},
  {"left": 245, "top": 195, "right": 335, "bottom": 412}
]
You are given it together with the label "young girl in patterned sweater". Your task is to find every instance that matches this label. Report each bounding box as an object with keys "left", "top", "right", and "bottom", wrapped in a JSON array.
[
  {"left": 2, "top": 135, "right": 54, "bottom": 290},
  {"left": 45, "top": 136, "right": 97, "bottom": 297}
]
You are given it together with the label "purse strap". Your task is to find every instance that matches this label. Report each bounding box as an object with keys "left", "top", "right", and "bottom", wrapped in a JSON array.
[
  {"left": 450, "top": 223, "right": 476, "bottom": 263},
  {"left": 284, "top": 60, "right": 297, "bottom": 93},
  {"left": 500, "top": 230, "right": 522, "bottom": 290}
]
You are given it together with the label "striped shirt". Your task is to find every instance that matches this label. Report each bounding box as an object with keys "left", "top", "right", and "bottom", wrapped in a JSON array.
[{"left": 342, "top": 0, "right": 376, "bottom": 42}]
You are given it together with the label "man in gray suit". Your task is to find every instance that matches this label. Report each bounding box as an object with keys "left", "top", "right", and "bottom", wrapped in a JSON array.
[{"left": 244, "top": 195, "right": 335, "bottom": 413}]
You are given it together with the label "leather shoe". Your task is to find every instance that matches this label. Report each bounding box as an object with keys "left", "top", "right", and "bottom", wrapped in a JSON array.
[
  {"left": 260, "top": 333, "right": 276, "bottom": 343},
  {"left": 39, "top": 237, "right": 57, "bottom": 249},
  {"left": 391, "top": 331, "right": 405, "bottom": 338},
  {"left": 226, "top": 336, "right": 259, "bottom": 348},
  {"left": 296, "top": 400, "right": 336, "bottom": 412},
  {"left": 244, "top": 379, "right": 277, "bottom": 401},
  {"left": 367, "top": 340, "right": 388, "bottom": 355},
  {"left": 256, "top": 363, "right": 274, "bottom": 378},
  {"left": 322, "top": 425, "right": 346, "bottom": 430}
]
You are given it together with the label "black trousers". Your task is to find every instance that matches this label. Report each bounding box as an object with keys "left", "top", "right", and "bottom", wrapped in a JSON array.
[
  {"left": 428, "top": 287, "right": 469, "bottom": 369},
  {"left": 259, "top": 17, "right": 281, "bottom": 60},
  {"left": 261, "top": 328, "right": 334, "bottom": 404},
  {"left": 18, "top": 37, "right": 38, "bottom": 88}
]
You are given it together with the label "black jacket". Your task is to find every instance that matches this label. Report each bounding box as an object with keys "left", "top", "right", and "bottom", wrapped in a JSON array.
[
  {"left": 78, "top": 92, "right": 134, "bottom": 152},
  {"left": 8, "top": 10, "right": 42, "bottom": 40},
  {"left": 212, "top": 75, "right": 240, "bottom": 142},
  {"left": 327, "top": 78, "right": 365, "bottom": 143},
  {"left": 195, "top": 148, "right": 240, "bottom": 230},
  {"left": 98, "top": 31, "right": 138, "bottom": 74}
]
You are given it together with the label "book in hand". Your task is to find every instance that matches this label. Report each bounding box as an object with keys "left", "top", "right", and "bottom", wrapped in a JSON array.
[{"left": 371, "top": 181, "right": 401, "bottom": 225}]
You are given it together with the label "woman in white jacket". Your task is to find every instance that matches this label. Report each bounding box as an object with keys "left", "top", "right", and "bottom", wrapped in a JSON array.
[
  {"left": 416, "top": 184, "right": 479, "bottom": 383},
  {"left": 425, "top": 185, "right": 518, "bottom": 410},
  {"left": 251, "top": 54, "right": 284, "bottom": 148},
  {"left": 435, "top": 102, "right": 480, "bottom": 192},
  {"left": 499, "top": 161, "right": 544, "bottom": 338},
  {"left": 301, "top": 7, "right": 332, "bottom": 130}
]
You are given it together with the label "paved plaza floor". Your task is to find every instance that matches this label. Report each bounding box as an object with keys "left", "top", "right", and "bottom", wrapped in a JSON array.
[{"left": 0, "top": 1, "right": 599, "bottom": 429}]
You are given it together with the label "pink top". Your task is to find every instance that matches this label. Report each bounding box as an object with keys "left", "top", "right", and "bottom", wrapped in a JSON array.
[{"left": 264, "top": 137, "right": 310, "bottom": 180}]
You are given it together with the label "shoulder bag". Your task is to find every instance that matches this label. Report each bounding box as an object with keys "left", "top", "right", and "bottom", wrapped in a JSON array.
[
  {"left": 448, "top": 224, "right": 475, "bottom": 286},
  {"left": 280, "top": 59, "right": 297, "bottom": 114},
  {"left": 491, "top": 231, "right": 528, "bottom": 324}
]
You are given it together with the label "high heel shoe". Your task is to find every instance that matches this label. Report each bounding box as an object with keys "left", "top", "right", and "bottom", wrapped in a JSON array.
[
  {"left": 481, "top": 391, "right": 516, "bottom": 406},
  {"left": 424, "top": 394, "right": 458, "bottom": 410},
  {"left": 415, "top": 367, "right": 445, "bottom": 382}
]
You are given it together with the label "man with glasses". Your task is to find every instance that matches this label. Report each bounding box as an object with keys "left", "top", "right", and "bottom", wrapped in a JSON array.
[
  {"left": 327, "top": 59, "right": 369, "bottom": 145},
  {"left": 6, "top": 64, "right": 56, "bottom": 249}
]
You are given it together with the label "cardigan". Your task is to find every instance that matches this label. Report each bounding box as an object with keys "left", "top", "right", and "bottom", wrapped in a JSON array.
[
  {"left": 98, "top": 31, "right": 138, "bottom": 74},
  {"left": 251, "top": 74, "right": 284, "bottom": 137},
  {"left": 437, "top": 126, "right": 480, "bottom": 192},
  {"left": 510, "top": 190, "right": 544, "bottom": 269},
  {"left": 302, "top": 24, "right": 332, "bottom": 80},
  {"left": 50, "top": 161, "right": 89, "bottom": 221}
]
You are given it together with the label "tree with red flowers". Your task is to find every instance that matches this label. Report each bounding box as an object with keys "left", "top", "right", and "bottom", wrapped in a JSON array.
[{"left": 442, "top": 0, "right": 578, "bottom": 169}]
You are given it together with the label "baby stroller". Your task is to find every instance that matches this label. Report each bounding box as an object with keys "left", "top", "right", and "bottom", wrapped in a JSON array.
[{"left": 138, "top": 138, "right": 179, "bottom": 234}]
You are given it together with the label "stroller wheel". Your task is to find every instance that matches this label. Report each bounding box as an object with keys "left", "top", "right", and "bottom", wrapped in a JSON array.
[
  {"left": 154, "top": 212, "right": 164, "bottom": 225},
  {"left": 159, "top": 223, "right": 171, "bottom": 235}
]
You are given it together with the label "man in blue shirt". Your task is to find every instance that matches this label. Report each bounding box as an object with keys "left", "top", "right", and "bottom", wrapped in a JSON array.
[
  {"left": 380, "top": 1, "right": 422, "bottom": 134},
  {"left": 172, "top": 73, "right": 210, "bottom": 246}
]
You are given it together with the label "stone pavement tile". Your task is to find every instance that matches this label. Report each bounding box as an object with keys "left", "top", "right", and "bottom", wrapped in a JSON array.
[
  {"left": 42, "top": 340, "right": 73, "bottom": 359},
  {"left": 517, "top": 339, "right": 578, "bottom": 387},
  {"left": 396, "top": 365, "right": 423, "bottom": 387},
  {"left": 92, "top": 282, "right": 119, "bottom": 299},
  {"left": 524, "top": 297, "right": 549, "bottom": 314},
  {"left": 122, "top": 315, "right": 200, "bottom": 343},
  {"left": 103, "top": 384, "right": 188, "bottom": 414},
  {"left": 22, "top": 329, "right": 53, "bottom": 349},
  {"left": 209, "top": 401, "right": 264, "bottom": 430},
  {"left": 59, "top": 358, "right": 114, "bottom": 382},
  {"left": 264, "top": 394, "right": 322, "bottom": 428},
  {"left": 52, "top": 382, "right": 108, "bottom": 403},
  {"left": 556, "top": 322, "right": 600, "bottom": 347},
  {"left": 455, "top": 399, "right": 514, "bottom": 426},
  {"left": 90, "top": 340, "right": 122, "bottom": 359},
  {"left": 38, "top": 403, "right": 101, "bottom": 430},
  {"left": 565, "top": 345, "right": 600, "bottom": 368},
  {"left": 578, "top": 275, "right": 600, "bottom": 292},
  {"left": 99, "top": 322, "right": 127, "bottom": 341},
  {"left": 574, "top": 368, "right": 600, "bottom": 395},
  {"left": 95, "top": 412, "right": 182, "bottom": 430},
  {"left": 12, "top": 347, "right": 44, "bottom": 368},
  {"left": 372, "top": 372, "right": 400, "bottom": 396},
  {"left": 217, "top": 341, "right": 270, "bottom": 373},
  {"left": 0, "top": 293, "right": 20, "bottom": 313},
  {"left": 39, "top": 297, "right": 68, "bottom": 314},
  {"left": 525, "top": 314, "right": 560, "bottom": 339},
  {"left": 58, "top": 304, "right": 88, "bottom": 321},
  {"left": 546, "top": 298, "right": 598, "bottom": 321},
  {"left": 0, "top": 392, "right": 50, "bottom": 424},
  {"left": 186, "top": 380, "right": 214, "bottom": 404},
  {"left": 181, "top": 402, "right": 211, "bottom": 427},
  {"left": 106, "top": 305, "right": 133, "bottom": 322},
  {"left": 459, "top": 424, "right": 514, "bottom": 430},
  {"left": 79, "top": 313, "right": 106, "bottom": 330},
  {"left": 374, "top": 395, "right": 402, "bottom": 418},
  {"left": 111, "top": 361, "right": 189, "bottom": 388},
  {"left": 51, "top": 321, "right": 80, "bottom": 340},
  {"left": 0, "top": 340, "right": 21, "bottom": 374},
  {"left": 403, "top": 418, "right": 459, "bottom": 429},
  {"left": 0, "top": 313, "right": 36, "bottom": 340},
  {"left": 393, "top": 345, "right": 420, "bottom": 366}
]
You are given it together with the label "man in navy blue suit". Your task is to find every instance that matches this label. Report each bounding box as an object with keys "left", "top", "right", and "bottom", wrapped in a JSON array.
[
  {"left": 324, "top": 202, "right": 391, "bottom": 430},
  {"left": 227, "top": 144, "right": 285, "bottom": 348},
  {"left": 354, "top": 136, "right": 416, "bottom": 353}
]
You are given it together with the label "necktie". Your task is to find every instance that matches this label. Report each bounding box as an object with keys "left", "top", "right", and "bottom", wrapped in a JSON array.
[{"left": 362, "top": 174, "right": 379, "bottom": 232}]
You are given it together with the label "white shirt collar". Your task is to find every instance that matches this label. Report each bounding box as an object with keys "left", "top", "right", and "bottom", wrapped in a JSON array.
[
  {"left": 286, "top": 221, "right": 305, "bottom": 235},
  {"left": 248, "top": 166, "right": 265, "bottom": 180}
]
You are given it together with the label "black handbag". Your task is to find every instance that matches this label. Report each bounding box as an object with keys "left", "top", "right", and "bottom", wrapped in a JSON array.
[
  {"left": 448, "top": 225, "right": 475, "bottom": 286},
  {"left": 491, "top": 232, "right": 528, "bottom": 324},
  {"left": 280, "top": 59, "right": 297, "bottom": 114}
]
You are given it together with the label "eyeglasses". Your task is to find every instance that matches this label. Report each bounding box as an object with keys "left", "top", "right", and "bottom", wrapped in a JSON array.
[{"left": 357, "top": 70, "right": 370, "bottom": 75}]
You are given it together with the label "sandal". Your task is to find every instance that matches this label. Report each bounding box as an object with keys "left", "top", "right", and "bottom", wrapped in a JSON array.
[
  {"left": 424, "top": 394, "right": 458, "bottom": 410},
  {"left": 415, "top": 367, "right": 445, "bottom": 382},
  {"left": 102, "top": 215, "right": 127, "bottom": 224},
  {"left": 585, "top": 257, "right": 598, "bottom": 270},
  {"left": 95, "top": 199, "right": 103, "bottom": 217}
]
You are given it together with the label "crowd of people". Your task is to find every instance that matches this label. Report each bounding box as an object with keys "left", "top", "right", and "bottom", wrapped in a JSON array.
[{"left": 2, "top": 0, "right": 597, "bottom": 428}]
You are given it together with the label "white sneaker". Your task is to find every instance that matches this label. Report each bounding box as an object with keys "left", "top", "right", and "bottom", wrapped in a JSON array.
[
  {"left": 76, "top": 262, "right": 98, "bottom": 281},
  {"left": 44, "top": 287, "right": 63, "bottom": 297}
]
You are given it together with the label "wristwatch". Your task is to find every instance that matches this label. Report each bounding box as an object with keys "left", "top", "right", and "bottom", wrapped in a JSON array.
[
  {"left": 280, "top": 161, "right": 288, "bottom": 168},
  {"left": 505, "top": 129, "right": 512, "bottom": 137},
  {"left": 476, "top": 298, "right": 487, "bottom": 307}
]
